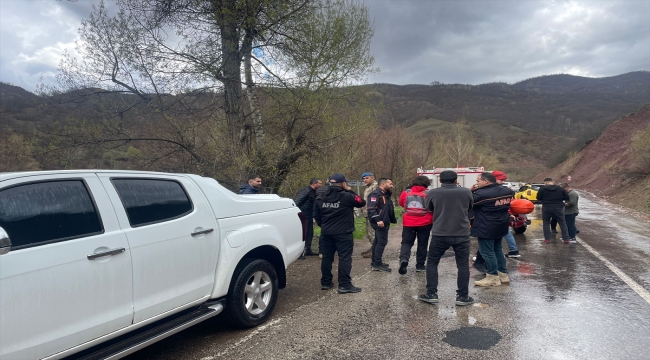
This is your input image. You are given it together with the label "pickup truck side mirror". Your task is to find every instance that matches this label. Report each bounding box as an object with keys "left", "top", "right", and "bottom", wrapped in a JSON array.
[{"left": 0, "top": 226, "right": 11, "bottom": 255}]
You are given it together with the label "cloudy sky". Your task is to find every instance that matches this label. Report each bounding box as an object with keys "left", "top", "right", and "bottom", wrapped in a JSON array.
[{"left": 1, "top": 0, "right": 648, "bottom": 91}]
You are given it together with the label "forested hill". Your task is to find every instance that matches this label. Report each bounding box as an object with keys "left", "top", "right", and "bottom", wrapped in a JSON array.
[
  {"left": 2, "top": 71, "right": 648, "bottom": 180},
  {"left": 365, "top": 71, "right": 649, "bottom": 138}
]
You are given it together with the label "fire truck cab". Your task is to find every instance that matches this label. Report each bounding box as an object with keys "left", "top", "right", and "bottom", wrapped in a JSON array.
[{"left": 416, "top": 167, "right": 485, "bottom": 190}]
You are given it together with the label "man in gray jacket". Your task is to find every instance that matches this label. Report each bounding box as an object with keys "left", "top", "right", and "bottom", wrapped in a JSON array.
[{"left": 419, "top": 170, "right": 475, "bottom": 306}]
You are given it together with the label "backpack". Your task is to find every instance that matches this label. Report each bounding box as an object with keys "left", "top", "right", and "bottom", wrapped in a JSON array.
[{"left": 404, "top": 191, "right": 428, "bottom": 217}]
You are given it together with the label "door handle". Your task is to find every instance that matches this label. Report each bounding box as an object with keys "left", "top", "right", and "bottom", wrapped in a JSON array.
[
  {"left": 87, "top": 248, "right": 126, "bottom": 260},
  {"left": 191, "top": 228, "right": 214, "bottom": 237}
]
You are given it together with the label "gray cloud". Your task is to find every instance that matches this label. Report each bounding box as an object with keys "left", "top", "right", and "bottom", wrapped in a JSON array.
[
  {"left": 0, "top": 0, "right": 648, "bottom": 91},
  {"left": 367, "top": 0, "right": 650, "bottom": 85}
]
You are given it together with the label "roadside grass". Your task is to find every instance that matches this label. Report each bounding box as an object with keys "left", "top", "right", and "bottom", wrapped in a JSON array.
[{"left": 313, "top": 206, "right": 404, "bottom": 240}]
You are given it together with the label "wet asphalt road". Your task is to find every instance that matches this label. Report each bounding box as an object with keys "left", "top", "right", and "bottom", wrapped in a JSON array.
[{"left": 126, "top": 192, "right": 650, "bottom": 360}]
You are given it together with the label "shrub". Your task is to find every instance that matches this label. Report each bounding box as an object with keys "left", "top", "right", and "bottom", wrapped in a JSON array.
[{"left": 631, "top": 124, "right": 650, "bottom": 174}]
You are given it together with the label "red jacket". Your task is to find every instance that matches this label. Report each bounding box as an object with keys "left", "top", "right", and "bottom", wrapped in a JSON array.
[{"left": 398, "top": 186, "right": 433, "bottom": 227}]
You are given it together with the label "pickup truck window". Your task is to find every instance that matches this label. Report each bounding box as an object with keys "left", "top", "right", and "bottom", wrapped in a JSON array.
[
  {"left": 112, "top": 178, "right": 193, "bottom": 227},
  {"left": 0, "top": 180, "right": 103, "bottom": 249}
]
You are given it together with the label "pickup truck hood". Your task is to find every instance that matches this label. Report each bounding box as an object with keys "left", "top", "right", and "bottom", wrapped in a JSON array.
[{"left": 189, "top": 175, "right": 298, "bottom": 219}]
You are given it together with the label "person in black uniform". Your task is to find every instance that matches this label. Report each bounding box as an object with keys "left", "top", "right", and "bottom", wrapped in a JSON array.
[
  {"left": 294, "top": 178, "right": 323, "bottom": 258},
  {"left": 313, "top": 174, "right": 366, "bottom": 294},
  {"left": 367, "top": 178, "right": 397, "bottom": 272}
]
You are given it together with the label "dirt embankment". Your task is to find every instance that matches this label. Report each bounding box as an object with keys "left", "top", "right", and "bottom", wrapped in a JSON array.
[{"left": 535, "top": 105, "right": 650, "bottom": 216}]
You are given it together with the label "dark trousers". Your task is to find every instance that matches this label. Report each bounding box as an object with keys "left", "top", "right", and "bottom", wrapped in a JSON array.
[
  {"left": 478, "top": 238, "right": 507, "bottom": 275},
  {"left": 320, "top": 233, "right": 354, "bottom": 287},
  {"left": 303, "top": 218, "right": 314, "bottom": 252},
  {"left": 475, "top": 249, "right": 484, "bottom": 264},
  {"left": 399, "top": 224, "right": 432, "bottom": 266},
  {"left": 371, "top": 227, "right": 390, "bottom": 266},
  {"left": 542, "top": 205, "right": 569, "bottom": 240},
  {"left": 425, "top": 236, "right": 470, "bottom": 297},
  {"left": 565, "top": 213, "right": 578, "bottom": 238}
]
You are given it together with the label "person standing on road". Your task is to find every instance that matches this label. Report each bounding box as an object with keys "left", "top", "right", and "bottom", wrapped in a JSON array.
[
  {"left": 295, "top": 178, "right": 323, "bottom": 258},
  {"left": 471, "top": 170, "right": 521, "bottom": 272},
  {"left": 314, "top": 180, "right": 331, "bottom": 258},
  {"left": 313, "top": 174, "right": 366, "bottom": 294},
  {"left": 418, "top": 170, "right": 474, "bottom": 306},
  {"left": 360, "top": 172, "right": 378, "bottom": 258},
  {"left": 472, "top": 172, "right": 514, "bottom": 287},
  {"left": 560, "top": 183, "right": 579, "bottom": 243},
  {"left": 367, "top": 178, "right": 396, "bottom": 272},
  {"left": 537, "top": 177, "right": 571, "bottom": 244},
  {"left": 398, "top": 176, "right": 433, "bottom": 274},
  {"left": 239, "top": 174, "right": 262, "bottom": 194},
  {"left": 493, "top": 171, "right": 521, "bottom": 258}
]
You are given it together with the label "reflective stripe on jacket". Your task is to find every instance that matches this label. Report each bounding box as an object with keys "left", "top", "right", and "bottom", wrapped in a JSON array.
[
  {"left": 470, "top": 183, "right": 514, "bottom": 239},
  {"left": 398, "top": 185, "right": 433, "bottom": 227}
]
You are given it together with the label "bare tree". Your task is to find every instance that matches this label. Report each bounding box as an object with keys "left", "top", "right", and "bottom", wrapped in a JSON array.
[{"left": 40, "top": 0, "right": 375, "bottom": 192}]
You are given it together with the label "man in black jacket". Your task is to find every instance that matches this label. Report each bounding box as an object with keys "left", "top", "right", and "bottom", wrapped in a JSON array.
[
  {"left": 313, "top": 174, "right": 366, "bottom": 294},
  {"left": 537, "top": 177, "right": 570, "bottom": 243},
  {"left": 367, "top": 178, "right": 397, "bottom": 272},
  {"left": 472, "top": 172, "right": 514, "bottom": 287},
  {"left": 239, "top": 174, "right": 262, "bottom": 194},
  {"left": 295, "top": 178, "right": 323, "bottom": 257}
]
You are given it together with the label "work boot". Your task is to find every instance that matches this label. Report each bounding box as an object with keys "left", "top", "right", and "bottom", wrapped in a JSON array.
[
  {"left": 418, "top": 292, "right": 439, "bottom": 304},
  {"left": 338, "top": 284, "right": 362, "bottom": 294},
  {"left": 371, "top": 263, "right": 392, "bottom": 272},
  {"left": 361, "top": 249, "right": 372, "bottom": 258},
  {"left": 506, "top": 250, "right": 520, "bottom": 258},
  {"left": 455, "top": 295, "right": 475, "bottom": 306},
  {"left": 498, "top": 271, "right": 510, "bottom": 284},
  {"left": 321, "top": 283, "right": 334, "bottom": 290},
  {"left": 398, "top": 261, "right": 408, "bottom": 275},
  {"left": 474, "top": 274, "right": 501, "bottom": 287}
]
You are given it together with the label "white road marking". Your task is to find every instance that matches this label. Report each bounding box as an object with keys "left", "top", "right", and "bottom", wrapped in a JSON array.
[{"left": 577, "top": 236, "right": 650, "bottom": 305}]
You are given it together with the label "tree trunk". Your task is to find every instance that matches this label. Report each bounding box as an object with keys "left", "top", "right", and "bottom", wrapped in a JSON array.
[
  {"left": 215, "top": 0, "right": 245, "bottom": 133},
  {"left": 242, "top": 29, "right": 265, "bottom": 150}
]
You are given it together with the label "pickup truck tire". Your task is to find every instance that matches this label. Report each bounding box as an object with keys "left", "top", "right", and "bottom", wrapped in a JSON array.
[{"left": 226, "top": 259, "right": 279, "bottom": 328}]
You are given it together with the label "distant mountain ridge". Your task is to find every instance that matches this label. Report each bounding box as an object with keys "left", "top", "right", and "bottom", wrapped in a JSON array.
[
  {"left": 513, "top": 71, "right": 650, "bottom": 94},
  {"left": 1, "top": 71, "right": 648, "bottom": 179},
  {"left": 365, "top": 71, "right": 649, "bottom": 129},
  {"left": 357, "top": 71, "right": 649, "bottom": 179}
]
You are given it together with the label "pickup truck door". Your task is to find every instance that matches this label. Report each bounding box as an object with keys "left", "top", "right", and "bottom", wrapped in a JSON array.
[
  {"left": 0, "top": 174, "right": 133, "bottom": 360},
  {"left": 98, "top": 173, "right": 219, "bottom": 322}
]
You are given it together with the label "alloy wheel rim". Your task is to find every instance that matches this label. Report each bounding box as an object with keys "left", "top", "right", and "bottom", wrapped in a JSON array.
[{"left": 243, "top": 271, "right": 272, "bottom": 315}]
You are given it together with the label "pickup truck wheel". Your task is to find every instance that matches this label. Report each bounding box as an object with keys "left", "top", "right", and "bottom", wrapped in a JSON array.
[{"left": 227, "top": 259, "right": 278, "bottom": 328}]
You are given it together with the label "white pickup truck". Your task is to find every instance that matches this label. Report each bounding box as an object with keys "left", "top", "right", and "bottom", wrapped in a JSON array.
[{"left": 0, "top": 170, "right": 305, "bottom": 360}]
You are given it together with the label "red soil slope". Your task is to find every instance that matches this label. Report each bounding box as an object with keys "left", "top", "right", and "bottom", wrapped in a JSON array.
[{"left": 535, "top": 105, "right": 650, "bottom": 213}]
